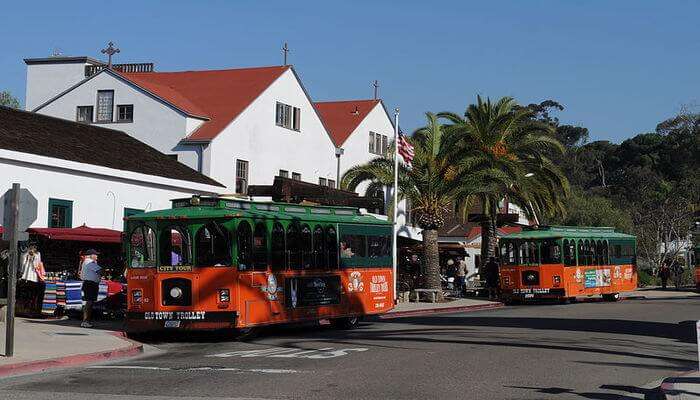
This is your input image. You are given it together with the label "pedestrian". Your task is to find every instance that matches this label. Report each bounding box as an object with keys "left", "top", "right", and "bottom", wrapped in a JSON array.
[
  {"left": 485, "top": 257, "right": 500, "bottom": 300},
  {"left": 658, "top": 263, "right": 671, "bottom": 290},
  {"left": 455, "top": 258, "right": 468, "bottom": 297},
  {"left": 80, "top": 249, "right": 102, "bottom": 328}
]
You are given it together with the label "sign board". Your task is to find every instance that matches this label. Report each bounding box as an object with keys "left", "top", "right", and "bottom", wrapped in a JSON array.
[{"left": 1, "top": 188, "right": 37, "bottom": 241}]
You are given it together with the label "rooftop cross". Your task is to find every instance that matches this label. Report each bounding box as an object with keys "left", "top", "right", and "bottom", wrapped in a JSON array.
[
  {"left": 101, "top": 41, "right": 120, "bottom": 69},
  {"left": 373, "top": 80, "right": 380, "bottom": 99},
  {"left": 282, "top": 42, "right": 290, "bottom": 65}
]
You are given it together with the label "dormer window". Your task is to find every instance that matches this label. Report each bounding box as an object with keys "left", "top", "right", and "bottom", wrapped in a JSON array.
[
  {"left": 275, "top": 102, "right": 300, "bottom": 131},
  {"left": 96, "top": 90, "right": 114, "bottom": 122}
]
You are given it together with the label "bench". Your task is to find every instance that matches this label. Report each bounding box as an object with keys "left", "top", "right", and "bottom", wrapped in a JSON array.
[{"left": 412, "top": 288, "right": 440, "bottom": 303}]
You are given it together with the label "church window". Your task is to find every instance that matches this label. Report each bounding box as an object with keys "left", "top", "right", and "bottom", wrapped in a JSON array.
[
  {"left": 235, "top": 159, "right": 248, "bottom": 194},
  {"left": 96, "top": 90, "right": 114, "bottom": 122},
  {"left": 76, "top": 106, "right": 93, "bottom": 123},
  {"left": 117, "top": 104, "right": 134, "bottom": 122},
  {"left": 275, "top": 102, "right": 300, "bottom": 131}
]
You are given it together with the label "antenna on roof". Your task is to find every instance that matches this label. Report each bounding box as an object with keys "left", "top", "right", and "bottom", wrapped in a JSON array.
[
  {"left": 51, "top": 48, "right": 63, "bottom": 57},
  {"left": 282, "top": 42, "right": 290, "bottom": 65},
  {"left": 373, "top": 80, "right": 380, "bottom": 99}
]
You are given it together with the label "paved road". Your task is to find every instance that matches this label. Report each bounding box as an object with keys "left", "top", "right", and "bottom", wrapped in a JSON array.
[{"left": 0, "top": 297, "right": 698, "bottom": 400}]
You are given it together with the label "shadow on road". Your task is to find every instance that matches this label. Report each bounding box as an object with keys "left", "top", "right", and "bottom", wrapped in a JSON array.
[{"left": 507, "top": 384, "right": 665, "bottom": 400}]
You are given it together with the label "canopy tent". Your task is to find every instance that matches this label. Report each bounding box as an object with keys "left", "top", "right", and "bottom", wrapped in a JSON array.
[{"left": 27, "top": 225, "right": 122, "bottom": 244}]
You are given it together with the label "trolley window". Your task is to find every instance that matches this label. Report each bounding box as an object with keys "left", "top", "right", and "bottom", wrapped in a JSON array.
[
  {"left": 563, "top": 239, "right": 576, "bottom": 266},
  {"left": 301, "top": 224, "right": 313, "bottom": 269},
  {"left": 270, "top": 222, "right": 286, "bottom": 271},
  {"left": 237, "top": 221, "right": 252, "bottom": 270},
  {"left": 253, "top": 222, "right": 268, "bottom": 269},
  {"left": 541, "top": 240, "right": 561, "bottom": 264},
  {"left": 194, "top": 222, "right": 232, "bottom": 267},
  {"left": 160, "top": 226, "right": 190, "bottom": 266},
  {"left": 368, "top": 235, "right": 391, "bottom": 258},
  {"left": 287, "top": 222, "right": 302, "bottom": 269},
  {"left": 129, "top": 225, "right": 156, "bottom": 268},
  {"left": 313, "top": 225, "right": 325, "bottom": 269},
  {"left": 327, "top": 226, "right": 338, "bottom": 269},
  {"left": 340, "top": 234, "right": 366, "bottom": 260}
]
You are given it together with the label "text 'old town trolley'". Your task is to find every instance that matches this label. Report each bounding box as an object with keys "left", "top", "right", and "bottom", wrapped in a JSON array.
[
  {"left": 498, "top": 226, "right": 637, "bottom": 303},
  {"left": 124, "top": 196, "right": 394, "bottom": 333}
]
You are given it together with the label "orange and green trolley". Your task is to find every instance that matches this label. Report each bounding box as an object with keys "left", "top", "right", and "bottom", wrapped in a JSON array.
[
  {"left": 124, "top": 196, "right": 394, "bottom": 333},
  {"left": 499, "top": 226, "right": 637, "bottom": 303}
]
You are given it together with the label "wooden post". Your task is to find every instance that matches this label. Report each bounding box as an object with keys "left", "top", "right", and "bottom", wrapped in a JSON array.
[{"left": 4, "top": 183, "right": 20, "bottom": 357}]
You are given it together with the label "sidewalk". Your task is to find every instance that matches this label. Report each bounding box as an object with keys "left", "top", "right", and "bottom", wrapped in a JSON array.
[
  {"left": 0, "top": 317, "right": 142, "bottom": 377},
  {"left": 660, "top": 371, "right": 700, "bottom": 399},
  {"left": 622, "top": 287, "right": 700, "bottom": 300},
  {"left": 381, "top": 297, "right": 503, "bottom": 319}
]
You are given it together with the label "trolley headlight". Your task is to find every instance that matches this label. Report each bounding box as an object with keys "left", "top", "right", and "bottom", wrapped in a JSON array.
[
  {"left": 553, "top": 275, "right": 561, "bottom": 287},
  {"left": 169, "top": 287, "right": 183, "bottom": 299},
  {"left": 132, "top": 289, "right": 143, "bottom": 304},
  {"left": 218, "top": 289, "right": 230, "bottom": 303}
]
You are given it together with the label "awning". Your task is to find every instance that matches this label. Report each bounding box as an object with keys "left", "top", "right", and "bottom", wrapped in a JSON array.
[{"left": 27, "top": 225, "right": 122, "bottom": 244}]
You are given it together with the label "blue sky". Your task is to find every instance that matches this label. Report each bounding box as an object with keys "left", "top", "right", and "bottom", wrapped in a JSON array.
[{"left": 1, "top": 0, "right": 697, "bottom": 142}]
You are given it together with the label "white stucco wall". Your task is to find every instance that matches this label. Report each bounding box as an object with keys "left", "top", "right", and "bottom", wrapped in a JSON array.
[
  {"left": 208, "top": 69, "right": 337, "bottom": 191},
  {"left": 0, "top": 150, "right": 221, "bottom": 230},
  {"left": 34, "top": 72, "right": 198, "bottom": 170},
  {"left": 25, "top": 62, "right": 92, "bottom": 111}
]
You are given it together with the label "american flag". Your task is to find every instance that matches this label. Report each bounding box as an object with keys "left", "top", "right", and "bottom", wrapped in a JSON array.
[{"left": 397, "top": 128, "right": 414, "bottom": 168}]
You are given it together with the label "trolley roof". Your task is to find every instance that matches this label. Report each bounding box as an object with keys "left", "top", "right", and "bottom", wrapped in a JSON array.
[
  {"left": 125, "top": 196, "right": 391, "bottom": 226},
  {"left": 501, "top": 225, "right": 636, "bottom": 241}
]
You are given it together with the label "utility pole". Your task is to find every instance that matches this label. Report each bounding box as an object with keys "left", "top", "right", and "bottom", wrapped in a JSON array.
[{"left": 4, "top": 184, "right": 19, "bottom": 357}]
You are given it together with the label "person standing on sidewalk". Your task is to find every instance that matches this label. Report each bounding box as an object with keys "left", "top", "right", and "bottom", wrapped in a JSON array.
[
  {"left": 658, "top": 262, "right": 671, "bottom": 290},
  {"left": 455, "top": 258, "right": 468, "bottom": 297},
  {"left": 80, "top": 249, "right": 102, "bottom": 328}
]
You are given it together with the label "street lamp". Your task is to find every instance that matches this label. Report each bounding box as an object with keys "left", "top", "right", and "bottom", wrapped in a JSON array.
[{"left": 335, "top": 147, "right": 344, "bottom": 188}]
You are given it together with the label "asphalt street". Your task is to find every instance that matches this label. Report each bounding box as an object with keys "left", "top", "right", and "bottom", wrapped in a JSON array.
[{"left": 0, "top": 297, "right": 698, "bottom": 400}]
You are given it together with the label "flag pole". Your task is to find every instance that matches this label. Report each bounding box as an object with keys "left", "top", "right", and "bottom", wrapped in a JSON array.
[{"left": 392, "top": 108, "right": 400, "bottom": 304}]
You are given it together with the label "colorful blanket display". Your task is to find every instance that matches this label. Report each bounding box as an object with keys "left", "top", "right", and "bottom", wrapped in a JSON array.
[{"left": 40, "top": 279, "right": 125, "bottom": 317}]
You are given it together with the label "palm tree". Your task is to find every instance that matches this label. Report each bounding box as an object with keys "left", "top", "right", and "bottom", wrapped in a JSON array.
[
  {"left": 342, "top": 112, "right": 507, "bottom": 298},
  {"left": 439, "top": 96, "right": 570, "bottom": 268}
]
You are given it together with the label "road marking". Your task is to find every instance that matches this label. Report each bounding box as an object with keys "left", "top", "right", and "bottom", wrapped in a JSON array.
[
  {"left": 207, "top": 346, "right": 369, "bottom": 359},
  {"left": 87, "top": 366, "right": 299, "bottom": 374}
]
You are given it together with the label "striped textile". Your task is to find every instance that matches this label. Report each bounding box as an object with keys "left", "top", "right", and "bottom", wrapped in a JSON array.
[
  {"left": 55, "top": 281, "right": 66, "bottom": 308},
  {"left": 65, "top": 280, "right": 83, "bottom": 310},
  {"left": 41, "top": 280, "right": 58, "bottom": 316},
  {"left": 97, "top": 281, "right": 109, "bottom": 302}
]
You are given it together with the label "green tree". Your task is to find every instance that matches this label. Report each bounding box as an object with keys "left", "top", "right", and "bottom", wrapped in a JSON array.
[
  {"left": 550, "top": 187, "right": 633, "bottom": 232},
  {"left": 439, "top": 96, "right": 570, "bottom": 268},
  {"left": 342, "top": 113, "right": 506, "bottom": 298},
  {"left": 0, "top": 91, "right": 21, "bottom": 109}
]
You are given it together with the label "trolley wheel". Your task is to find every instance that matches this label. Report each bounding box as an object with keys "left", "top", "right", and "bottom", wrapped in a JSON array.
[
  {"left": 602, "top": 293, "right": 620, "bottom": 302},
  {"left": 558, "top": 297, "right": 571, "bottom": 305},
  {"left": 332, "top": 316, "right": 360, "bottom": 330},
  {"left": 234, "top": 327, "right": 257, "bottom": 340}
]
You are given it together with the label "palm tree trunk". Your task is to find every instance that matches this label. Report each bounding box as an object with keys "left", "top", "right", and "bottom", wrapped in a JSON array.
[
  {"left": 480, "top": 215, "right": 498, "bottom": 274},
  {"left": 421, "top": 229, "right": 443, "bottom": 301}
]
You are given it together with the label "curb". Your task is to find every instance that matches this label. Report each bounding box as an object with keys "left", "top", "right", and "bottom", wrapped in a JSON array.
[
  {"left": 379, "top": 302, "right": 504, "bottom": 319},
  {"left": 0, "top": 331, "right": 143, "bottom": 378}
]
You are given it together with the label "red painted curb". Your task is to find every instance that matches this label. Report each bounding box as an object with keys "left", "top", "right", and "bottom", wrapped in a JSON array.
[
  {"left": 379, "top": 303, "right": 504, "bottom": 319},
  {"left": 659, "top": 369, "right": 698, "bottom": 394},
  {"left": 0, "top": 332, "right": 143, "bottom": 378}
]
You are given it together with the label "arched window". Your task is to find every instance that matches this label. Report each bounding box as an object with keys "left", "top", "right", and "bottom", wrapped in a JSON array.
[
  {"left": 270, "top": 222, "right": 285, "bottom": 271},
  {"left": 237, "top": 221, "right": 252, "bottom": 270},
  {"left": 326, "top": 226, "right": 338, "bottom": 269},
  {"left": 286, "top": 222, "right": 301, "bottom": 269},
  {"left": 563, "top": 239, "right": 575, "bottom": 266},
  {"left": 541, "top": 240, "right": 561, "bottom": 264},
  {"left": 253, "top": 222, "right": 268, "bottom": 270},
  {"left": 130, "top": 225, "right": 156, "bottom": 268},
  {"left": 313, "top": 225, "right": 325, "bottom": 269},
  {"left": 583, "top": 240, "right": 591, "bottom": 266},
  {"left": 595, "top": 240, "right": 604, "bottom": 265},
  {"left": 578, "top": 240, "right": 586, "bottom": 266},
  {"left": 530, "top": 241, "right": 540, "bottom": 265},
  {"left": 160, "top": 226, "right": 190, "bottom": 266},
  {"left": 506, "top": 242, "right": 517, "bottom": 265},
  {"left": 194, "top": 222, "right": 232, "bottom": 267},
  {"left": 301, "top": 224, "right": 313, "bottom": 269}
]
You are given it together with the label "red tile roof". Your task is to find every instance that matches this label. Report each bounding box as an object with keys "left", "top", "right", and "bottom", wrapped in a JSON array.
[
  {"left": 120, "top": 66, "right": 290, "bottom": 142},
  {"left": 314, "top": 99, "right": 381, "bottom": 146}
]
